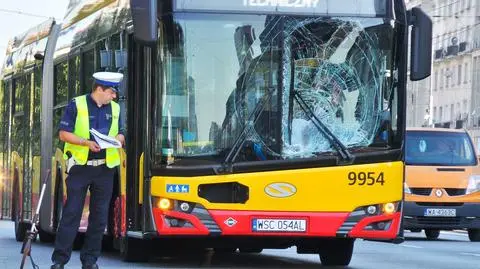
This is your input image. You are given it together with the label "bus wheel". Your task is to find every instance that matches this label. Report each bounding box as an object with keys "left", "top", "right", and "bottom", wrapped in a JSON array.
[
  {"left": 319, "top": 239, "right": 354, "bottom": 266},
  {"left": 38, "top": 228, "right": 55, "bottom": 243},
  {"left": 119, "top": 236, "right": 149, "bottom": 262},
  {"left": 239, "top": 247, "right": 263, "bottom": 253},
  {"left": 13, "top": 178, "right": 28, "bottom": 242},
  {"left": 425, "top": 229, "right": 440, "bottom": 240},
  {"left": 467, "top": 229, "right": 480, "bottom": 242}
]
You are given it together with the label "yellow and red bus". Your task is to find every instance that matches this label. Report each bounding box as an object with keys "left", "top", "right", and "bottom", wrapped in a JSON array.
[{"left": 0, "top": 0, "right": 432, "bottom": 266}]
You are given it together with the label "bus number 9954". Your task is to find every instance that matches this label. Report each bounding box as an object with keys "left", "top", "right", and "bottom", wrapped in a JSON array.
[{"left": 348, "top": 172, "right": 385, "bottom": 186}]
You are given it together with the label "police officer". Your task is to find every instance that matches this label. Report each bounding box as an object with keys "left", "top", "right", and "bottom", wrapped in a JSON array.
[{"left": 51, "top": 72, "right": 125, "bottom": 269}]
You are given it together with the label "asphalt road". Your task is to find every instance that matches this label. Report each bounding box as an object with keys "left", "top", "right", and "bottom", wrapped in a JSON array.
[{"left": 0, "top": 220, "right": 478, "bottom": 269}]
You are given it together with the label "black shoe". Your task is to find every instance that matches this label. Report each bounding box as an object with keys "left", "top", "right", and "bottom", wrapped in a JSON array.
[
  {"left": 50, "top": 264, "right": 64, "bottom": 269},
  {"left": 82, "top": 264, "right": 99, "bottom": 269}
]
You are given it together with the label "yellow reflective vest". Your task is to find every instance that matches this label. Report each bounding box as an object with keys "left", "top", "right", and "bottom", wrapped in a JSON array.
[{"left": 63, "top": 95, "right": 120, "bottom": 168}]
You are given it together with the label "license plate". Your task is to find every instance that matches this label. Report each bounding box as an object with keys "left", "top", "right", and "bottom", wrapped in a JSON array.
[
  {"left": 424, "top": 208, "right": 456, "bottom": 217},
  {"left": 252, "top": 219, "right": 307, "bottom": 232}
]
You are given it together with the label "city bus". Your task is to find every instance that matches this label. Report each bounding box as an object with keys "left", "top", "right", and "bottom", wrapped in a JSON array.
[{"left": 0, "top": 0, "right": 432, "bottom": 266}]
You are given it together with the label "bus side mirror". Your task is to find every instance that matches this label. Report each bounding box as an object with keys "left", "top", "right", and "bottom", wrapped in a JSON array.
[
  {"left": 408, "top": 7, "right": 432, "bottom": 81},
  {"left": 130, "top": 0, "right": 158, "bottom": 44}
]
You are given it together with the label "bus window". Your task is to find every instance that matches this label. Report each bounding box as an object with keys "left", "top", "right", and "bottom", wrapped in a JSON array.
[
  {"left": 54, "top": 62, "right": 69, "bottom": 106},
  {"left": 69, "top": 56, "right": 81, "bottom": 97},
  {"left": 14, "top": 77, "right": 26, "bottom": 113},
  {"left": 32, "top": 67, "right": 42, "bottom": 156},
  {"left": 83, "top": 50, "right": 95, "bottom": 94}
]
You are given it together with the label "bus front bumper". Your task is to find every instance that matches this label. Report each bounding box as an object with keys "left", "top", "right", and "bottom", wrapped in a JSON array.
[{"left": 152, "top": 207, "right": 401, "bottom": 239}]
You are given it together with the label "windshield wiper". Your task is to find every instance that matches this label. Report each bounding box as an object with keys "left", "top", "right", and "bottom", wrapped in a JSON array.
[
  {"left": 293, "top": 91, "right": 354, "bottom": 164},
  {"left": 215, "top": 87, "right": 274, "bottom": 174}
]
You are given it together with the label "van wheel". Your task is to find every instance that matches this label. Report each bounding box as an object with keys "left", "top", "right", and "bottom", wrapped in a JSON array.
[
  {"left": 425, "top": 229, "right": 440, "bottom": 240},
  {"left": 319, "top": 239, "right": 354, "bottom": 266},
  {"left": 468, "top": 229, "right": 480, "bottom": 242}
]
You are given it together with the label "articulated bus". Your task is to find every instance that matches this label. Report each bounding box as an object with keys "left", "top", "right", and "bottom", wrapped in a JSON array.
[{"left": 0, "top": 0, "right": 432, "bottom": 266}]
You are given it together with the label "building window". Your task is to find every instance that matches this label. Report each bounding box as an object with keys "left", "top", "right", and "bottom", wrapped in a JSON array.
[
  {"left": 433, "top": 107, "right": 437, "bottom": 123},
  {"left": 451, "top": 104, "right": 455, "bottom": 121},
  {"left": 439, "top": 106, "right": 443, "bottom": 122},
  {"left": 446, "top": 68, "right": 450, "bottom": 88},
  {"left": 464, "top": 63, "right": 469, "bottom": 83},
  {"left": 434, "top": 71, "right": 438, "bottom": 91},
  {"left": 458, "top": 64, "right": 462, "bottom": 85},
  {"left": 440, "top": 69, "right": 444, "bottom": 89}
]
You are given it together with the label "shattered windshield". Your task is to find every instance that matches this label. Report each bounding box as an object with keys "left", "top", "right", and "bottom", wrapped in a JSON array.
[{"left": 156, "top": 13, "right": 398, "bottom": 165}]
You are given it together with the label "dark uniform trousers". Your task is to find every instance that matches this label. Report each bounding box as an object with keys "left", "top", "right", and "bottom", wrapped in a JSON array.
[{"left": 52, "top": 164, "right": 115, "bottom": 266}]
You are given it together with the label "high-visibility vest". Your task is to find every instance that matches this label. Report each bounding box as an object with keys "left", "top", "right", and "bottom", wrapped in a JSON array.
[{"left": 63, "top": 95, "right": 120, "bottom": 168}]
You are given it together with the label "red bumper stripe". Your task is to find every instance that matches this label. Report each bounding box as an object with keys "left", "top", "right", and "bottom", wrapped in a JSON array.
[{"left": 153, "top": 208, "right": 401, "bottom": 239}]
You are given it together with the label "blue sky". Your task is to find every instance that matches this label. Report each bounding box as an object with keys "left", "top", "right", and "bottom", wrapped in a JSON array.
[{"left": 0, "top": 1, "right": 69, "bottom": 67}]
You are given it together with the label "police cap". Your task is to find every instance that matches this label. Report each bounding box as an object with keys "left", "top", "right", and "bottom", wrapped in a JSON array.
[{"left": 93, "top": 72, "right": 124, "bottom": 92}]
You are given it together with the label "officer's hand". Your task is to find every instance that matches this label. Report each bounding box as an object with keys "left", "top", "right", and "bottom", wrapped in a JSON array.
[
  {"left": 116, "top": 134, "right": 125, "bottom": 146},
  {"left": 86, "top": 141, "right": 101, "bottom": 152}
]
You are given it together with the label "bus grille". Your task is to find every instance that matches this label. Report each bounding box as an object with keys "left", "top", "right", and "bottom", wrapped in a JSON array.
[
  {"left": 191, "top": 205, "right": 221, "bottom": 234},
  {"left": 410, "top": 188, "right": 432, "bottom": 196},
  {"left": 416, "top": 217, "right": 462, "bottom": 226}
]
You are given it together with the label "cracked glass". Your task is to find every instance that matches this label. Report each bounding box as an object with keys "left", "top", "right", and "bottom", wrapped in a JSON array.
[{"left": 156, "top": 13, "right": 398, "bottom": 165}]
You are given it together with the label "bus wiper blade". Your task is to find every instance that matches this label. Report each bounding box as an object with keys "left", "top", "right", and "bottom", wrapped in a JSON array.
[
  {"left": 215, "top": 87, "right": 274, "bottom": 174},
  {"left": 293, "top": 91, "right": 354, "bottom": 164}
]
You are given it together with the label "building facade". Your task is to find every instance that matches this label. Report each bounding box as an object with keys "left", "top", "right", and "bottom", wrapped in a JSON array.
[
  {"left": 406, "top": 0, "right": 433, "bottom": 127},
  {"left": 406, "top": 0, "right": 480, "bottom": 146}
]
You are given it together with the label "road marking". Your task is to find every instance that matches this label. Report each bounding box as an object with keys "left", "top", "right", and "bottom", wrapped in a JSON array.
[
  {"left": 460, "top": 252, "right": 480, "bottom": 257},
  {"left": 401, "top": 244, "right": 423, "bottom": 249}
]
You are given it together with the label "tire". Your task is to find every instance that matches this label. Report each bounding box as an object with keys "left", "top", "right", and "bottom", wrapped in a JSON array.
[
  {"left": 102, "top": 235, "right": 115, "bottom": 252},
  {"left": 239, "top": 247, "right": 263, "bottom": 253},
  {"left": 120, "top": 236, "right": 149, "bottom": 262},
  {"left": 319, "top": 239, "right": 354, "bottom": 266},
  {"left": 53, "top": 170, "right": 63, "bottom": 230},
  {"left": 13, "top": 177, "right": 28, "bottom": 242},
  {"left": 38, "top": 228, "right": 55, "bottom": 243},
  {"left": 468, "top": 229, "right": 480, "bottom": 242},
  {"left": 425, "top": 229, "right": 440, "bottom": 240}
]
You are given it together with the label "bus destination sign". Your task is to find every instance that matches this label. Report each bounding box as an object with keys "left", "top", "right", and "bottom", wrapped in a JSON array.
[{"left": 174, "top": 0, "right": 386, "bottom": 16}]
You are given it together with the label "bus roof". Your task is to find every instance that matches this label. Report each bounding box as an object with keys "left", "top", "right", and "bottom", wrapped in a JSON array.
[
  {"left": 1, "top": 18, "right": 54, "bottom": 77},
  {"left": 53, "top": 0, "right": 130, "bottom": 61}
]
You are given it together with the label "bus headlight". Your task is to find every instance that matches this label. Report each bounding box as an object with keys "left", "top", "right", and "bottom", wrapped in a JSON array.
[
  {"left": 154, "top": 197, "right": 174, "bottom": 210},
  {"left": 466, "top": 175, "right": 480, "bottom": 194},
  {"left": 383, "top": 203, "right": 396, "bottom": 214},
  {"left": 404, "top": 183, "right": 411, "bottom": 194}
]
